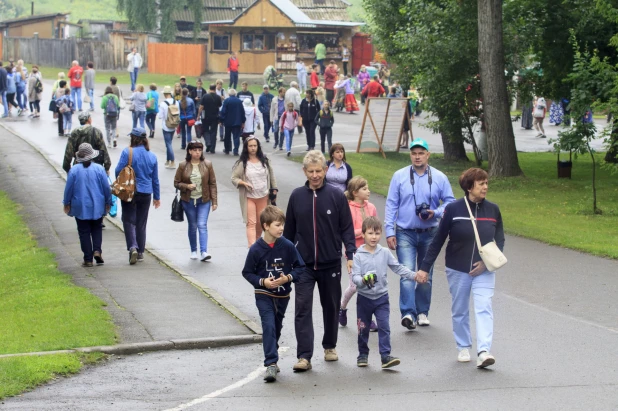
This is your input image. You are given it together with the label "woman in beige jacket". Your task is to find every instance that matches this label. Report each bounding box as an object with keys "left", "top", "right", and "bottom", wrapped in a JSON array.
[
  {"left": 174, "top": 140, "right": 218, "bottom": 261},
  {"left": 231, "top": 136, "right": 277, "bottom": 247}
]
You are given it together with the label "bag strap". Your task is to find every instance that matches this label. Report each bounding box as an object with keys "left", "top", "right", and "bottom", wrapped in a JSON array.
[
  {"left": 128, "top": 147, "right": 133, "bottom": 167},
  {"left": 464, "top": 196, "right": 483, "bottom": 250}
]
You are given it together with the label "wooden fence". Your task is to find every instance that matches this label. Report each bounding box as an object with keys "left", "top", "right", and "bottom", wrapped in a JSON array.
[{"left": 148, "top": 43, "right": 207, "bottom": 76}]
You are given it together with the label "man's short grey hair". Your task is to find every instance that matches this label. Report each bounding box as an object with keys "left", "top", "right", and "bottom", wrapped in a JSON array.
[
  {"left": 303, "top": 150, "right": 327, "bottom": 169},
  {"left": 228, "top": 88, "right": 237, "bottom": 96},
  {"left": 290, "top": 81, "right": 298, "bottom": 88}
]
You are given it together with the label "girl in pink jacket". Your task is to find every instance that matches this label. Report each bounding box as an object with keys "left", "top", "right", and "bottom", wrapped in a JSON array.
[{"left": 339, "top": 176, "right": 378, "bottom": 329}]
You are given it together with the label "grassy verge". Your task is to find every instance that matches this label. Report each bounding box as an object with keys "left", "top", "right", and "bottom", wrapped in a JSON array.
[
  {"left": 0, "top": 191, "right": 116, "bottom": 399},
  {"left": 290, "top": 152, "right": 618, "bottom": 258}
]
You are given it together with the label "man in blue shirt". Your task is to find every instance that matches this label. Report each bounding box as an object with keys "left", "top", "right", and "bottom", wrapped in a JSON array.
[{"left": 385, "top": 138, "right": 455, "bottom": 330}]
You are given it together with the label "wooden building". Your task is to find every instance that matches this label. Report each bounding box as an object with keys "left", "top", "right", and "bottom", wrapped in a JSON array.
[
  {"left": 173, "top": 0, "right": 363, "bottom": 74},
  {"left": 0, "top": 13, "right": 71, "bottom": 39}
]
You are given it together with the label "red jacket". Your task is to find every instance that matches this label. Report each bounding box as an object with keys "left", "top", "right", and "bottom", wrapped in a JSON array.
[
  {"left": 310, "top": 72, "right": 319, "bottom": 89},
  {"left": 324, "top": 67, "right": 338, "bottom": 90},
  {"left": 228, "top": 57, "right": 239, "bottom": 72},
  {"left": 362, "top": 81, "right": 386, "bottom": 98}
]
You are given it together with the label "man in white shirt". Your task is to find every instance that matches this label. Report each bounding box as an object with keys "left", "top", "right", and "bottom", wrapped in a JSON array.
[{"left": 127, "top": 48, "right": 143, "bottom": 92}]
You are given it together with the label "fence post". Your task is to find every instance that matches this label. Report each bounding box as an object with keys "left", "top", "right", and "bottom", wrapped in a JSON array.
[{"left": 33, "top": 32, "right": 39, "bottom": 65}]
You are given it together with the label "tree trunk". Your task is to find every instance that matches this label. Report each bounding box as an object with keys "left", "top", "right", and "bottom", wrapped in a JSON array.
[
  {"left": 441, "top": 131, "right": 469, "bottom": 162},
  {"left": 477, "top": 0, "right": 523, "bottom": 177},
  {"left": 604, "top": 126, "right": 618, "bottom": 163}
]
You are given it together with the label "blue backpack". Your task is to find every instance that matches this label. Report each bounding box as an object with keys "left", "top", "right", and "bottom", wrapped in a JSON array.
[{"left": 105, "top": 96, "right": 118, "bottom": 117}]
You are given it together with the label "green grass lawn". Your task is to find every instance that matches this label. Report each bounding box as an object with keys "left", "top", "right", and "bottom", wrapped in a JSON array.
[
  {"left": 290, "top": 152, "right": 618, "bottom": 259},
  {"left": 0, "top": 191, "right": 116, "bottom": 399},
  {"left": 5, "top": 0, "right": 121, "bottom": 23}
]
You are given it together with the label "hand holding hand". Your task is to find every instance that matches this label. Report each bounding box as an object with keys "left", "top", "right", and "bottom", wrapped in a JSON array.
[
  {"left": 469, "top": 261, "right": 486, "bottom": 277},
  {"left": 415, "top": 270, "right": 428, "bottom": 284}
]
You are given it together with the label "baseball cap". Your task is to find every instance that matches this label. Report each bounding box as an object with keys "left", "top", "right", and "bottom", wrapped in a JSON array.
[
  {"left": 78, "top": 111, "right": 91, "bottom": 123},
  {"left": 128, "top": 127, "right": 147, "bottom": 138},
  {"left": 263, "top": 84, "right": 269, "bottom": 89},
  {"left": 180, "top": 76, "right": 186, "bottom": 80},
  {"left": 409, "top": 138, "right": 429, "bottom": 151}
]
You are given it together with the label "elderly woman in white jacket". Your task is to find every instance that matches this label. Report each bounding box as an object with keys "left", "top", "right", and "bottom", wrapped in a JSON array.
[{"left": 241, "top": 99, "right": 262, "bottom": 142}]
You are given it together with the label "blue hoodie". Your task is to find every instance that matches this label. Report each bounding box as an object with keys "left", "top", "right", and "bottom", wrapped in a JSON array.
[
  {"left": 242, "top": 236, "right": 305, "bottom": 298},
  {"left": 352, "top": 244, "right": 416, "bottom": 300}
]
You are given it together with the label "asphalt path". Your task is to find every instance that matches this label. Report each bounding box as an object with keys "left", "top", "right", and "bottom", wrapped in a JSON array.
[{"left": 1, "top": 81, "right": 617, "bottom": 410}]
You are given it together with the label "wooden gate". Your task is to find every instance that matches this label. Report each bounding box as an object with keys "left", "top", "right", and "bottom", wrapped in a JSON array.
[{"left": 148, "top": 43, "right": 207, "bottom": 76}]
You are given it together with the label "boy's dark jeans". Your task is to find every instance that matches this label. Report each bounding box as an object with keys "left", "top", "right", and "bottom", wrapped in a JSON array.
[
  {"left": 295, "top": 266, "right": 342, "bottom": 361},
  {"left": 357, "top": 293, "right": 391, "bottom": 357},
  {"left": 256, "top": 293, "right": 290, "bottom": 366},
  {"left": 121, "top": 192, "right": 151, "bottom": 253},
  {"left": 75, "top": 217, "right": 103, "bottom": 262}
]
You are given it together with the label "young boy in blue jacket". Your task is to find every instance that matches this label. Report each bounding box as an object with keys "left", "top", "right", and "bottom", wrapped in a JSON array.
[
  {"left": 352, "top": 216, "right": 421, "bottom": 369},
  {"left": 242, "top": 205, "right": 305, "bottom": 382}
]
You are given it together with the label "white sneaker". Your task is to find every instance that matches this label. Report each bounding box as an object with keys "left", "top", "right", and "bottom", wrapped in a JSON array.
[
  {"left": 458, "top": 348, "right": 471, "bottom": 363},
  {"left": 190, "top": 251, "right": 198, "bottom": 260},
  {"left": 401, "top": 314, "right": 416, "bottom": 330},
  {"left": 164, "top": 160, "right": 169, "bottom": 167},
  {"left": 200, "top": 252, "right": 211, "bottom": 261},
  {"left": 417, "top": 313, "right": 430, "bottom": 326},
  {"left": 477, "top": 351, "right": 495, "bottom": 368}
]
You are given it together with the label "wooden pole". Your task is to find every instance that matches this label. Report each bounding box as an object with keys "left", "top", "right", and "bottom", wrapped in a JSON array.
[{"left": 356, "top": 97, "right": 370, "bottom": 153}]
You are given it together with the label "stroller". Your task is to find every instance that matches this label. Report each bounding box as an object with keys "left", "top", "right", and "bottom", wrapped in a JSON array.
[{"left": 264, "top": 65, "right": 284, "bottom": 90}]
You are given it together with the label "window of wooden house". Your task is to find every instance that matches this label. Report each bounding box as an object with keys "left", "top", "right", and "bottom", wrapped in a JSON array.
[
  {"left": 213, "top": 35, "right": 230, "bottom": 51},
  {"left": 242, "top": 33, "right": 275, "bottom": 51}
]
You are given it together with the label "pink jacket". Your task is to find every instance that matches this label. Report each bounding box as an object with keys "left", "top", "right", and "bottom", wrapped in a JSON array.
[
  {"left": 279, "top": 110, "right": 299, "bottom": 131},
  {"left": 349, "top": 200, "right": 378, "bottom": 248}
]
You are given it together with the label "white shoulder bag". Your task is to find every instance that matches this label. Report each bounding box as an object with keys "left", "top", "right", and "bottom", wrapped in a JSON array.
[{"left": 464, "top": 198, "right": 507, "bottom": 271}]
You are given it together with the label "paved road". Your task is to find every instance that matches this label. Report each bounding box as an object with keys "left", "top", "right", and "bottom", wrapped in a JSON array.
[{"left": 1, "top": 82, "right": 617, "bottom": 410}]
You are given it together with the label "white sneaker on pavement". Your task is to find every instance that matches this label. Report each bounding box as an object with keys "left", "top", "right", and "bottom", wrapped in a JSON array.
[
  {"left": 458, "top": 348, "right": 471, "bottom": 363},
  {"left": 477, "top": 351, "right": 495, "bottom": 368},
  {"left": 190, "top": 251, "right": 198, "bottom": 260},
  {"left": 417, "top": 313, "right": 430, "bottom": 326},
  {"left": 401, "top": 314, "right": 416, "bottom": 330},
  {"left": 201, "top": 252, "right": 211, "bottom": 261}
]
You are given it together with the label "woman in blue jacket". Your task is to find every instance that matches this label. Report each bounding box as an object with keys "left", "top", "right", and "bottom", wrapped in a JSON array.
[
  {"left": 63, "top": 143, "right": 112, "bottom": 267},
  {"left": 179, "top": 88, "right": 196, "bottom": 150}
]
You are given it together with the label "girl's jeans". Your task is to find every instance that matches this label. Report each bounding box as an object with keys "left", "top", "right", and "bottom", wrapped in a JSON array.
[
  {"left": 181, "top": 198, "right": 211, "bottom": 253},
  {"left": 162, "top": 130, "right": 175, "bottom": 162},
  {"left": 145, "top": 112, "right": 157, "bottom": 132},
  {"left": 63, "top": 112, "right": 73, "bottom": 131},
  {"left": 88, "top": 89, "right": 94, "bottom": 110},
  {"left": 132, "top": 110, "right": 146, "bottom": 129},
  {"left": 180, "top": 119, "right": 193, "bottom": 149},
  {"left": 284, "top": 128, "right": 295, "bottom": 152}
]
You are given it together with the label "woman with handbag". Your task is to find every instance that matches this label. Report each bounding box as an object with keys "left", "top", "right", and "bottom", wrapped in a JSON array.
[
  {"left": 417, "top": 168, "right": 505, "bottom": 369},
  {"left": 231, "top": 137, "right": 277, "bottom": 248},
  {"left": 179, "top": 88, "right": 196, "bottom": 150},
  {"left": 174, "top": 140, "right": 218, "bottom": 261}
]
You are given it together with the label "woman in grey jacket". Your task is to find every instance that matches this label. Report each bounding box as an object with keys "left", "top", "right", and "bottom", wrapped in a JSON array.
[{"left": 130, "top": 84, "right": 148, "bottom": 129}]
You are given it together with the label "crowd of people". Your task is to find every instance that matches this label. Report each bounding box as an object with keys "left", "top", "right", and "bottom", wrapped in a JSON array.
[{"left": 9, "top": 50, "right": 504, "bottom": 385}]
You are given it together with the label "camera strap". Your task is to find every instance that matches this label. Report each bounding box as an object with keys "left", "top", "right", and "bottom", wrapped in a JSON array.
[{"left": 409, "top": 165, "right": 432, "bottom": 209}]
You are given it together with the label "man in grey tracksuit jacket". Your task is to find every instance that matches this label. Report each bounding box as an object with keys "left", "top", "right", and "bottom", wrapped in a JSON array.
[{"left": 352, "top": 244, "right": 416, "bottom": 360}]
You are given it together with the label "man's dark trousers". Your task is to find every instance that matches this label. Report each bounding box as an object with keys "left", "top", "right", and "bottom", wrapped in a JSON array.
[
  {"left": 256, "top": 294, "right": 290, "bottom": 366},
  {"left": 203, "top": 122, "right": 218, "bottom": 153},
  {"left": 263, "top": 114, "right": 271, "bottom": 141},
  {"left": 295, "top": 266, "right": 342, "bottom": 360},
  {"left": 224, "top": 125, "right": 241, "bottom": 154}
]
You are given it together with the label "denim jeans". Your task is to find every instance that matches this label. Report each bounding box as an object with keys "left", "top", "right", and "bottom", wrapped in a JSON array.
[
  {"left": 145, "top": 112, "right": 157, "bottom": 133},
  {"left": 180, "top": 119, "right": 193, "bottom": 149},
  {"left": 256, "top": 294, "right": 290, "bottom": 366},
  {"left": 224, "top": 125, "right": 241, "bottom": 154},
  {"left": 319, "top": 127, "right": 332, "bottom": 153},
  {"left": 446, "top": 267, "right": 495, "bottom": 353},
  {"left": 121, "top": 192, "right": 151, "bottom": 253},
  {"left": 2, "top": 91, "right": 8, "bottom": 116},
  {"left": 181, "top": 198, "right": 210, "bottom": 253},
  {"left": 71, "top": 87, "right": 82, "bottom": 111},
  {"left": 273, "top": 127, "right": 283, "bottom": 149},
  {"left": 162, "top": 130, "right": 175, "bottom": 162},
  {"left": 229, "top": 71, "right": 238, "bottom": 89},
  {"left": 284, "top": 129, "right": 294, "bottom": 152},
  {"left": 87, "top": 89, "right": 94, "bottom": 110},
  {"left": 63, "top": 112, "right": 73, "bottom": 131},
  {"left": 132, "top": 111, "right": 146, "bottom": 129},
  {"left": 75, "top": 217, "right": 103, "bottom": 262},
  {"left": 357, "top": 294, "right": 391, "bottom": 357},
  {"left": 396, "top": 226, "right": 438, "bottom": 319},
  {"left": 16, "top": 85, "right": 26, "bottom": 109},
  {"left": 130, "top": 68, "right": 139, "bottom": 91},
  {"left": 219, "top": 124, "right": 224, "bottom": 139},
  {"left": 297, "top": 74, "right": 307, "bottom": 92}
]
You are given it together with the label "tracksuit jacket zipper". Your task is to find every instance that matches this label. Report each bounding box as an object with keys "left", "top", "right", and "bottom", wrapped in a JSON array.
[
  {"left": 469, "top": 201, "right": 478, "bottom": 272},
  {"left": 313, "top": 190, "right": 318, "bottom": 270}
]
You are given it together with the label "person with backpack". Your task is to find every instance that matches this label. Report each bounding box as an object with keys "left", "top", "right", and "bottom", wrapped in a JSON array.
[
  {"left": 158, "top": 85, "right": 180, "bottom": 168},
  {"left": 300, "top": 89, "right": 320, "bottom": 151},
  {"left": 315, "top": 100, "right": 335, "bottom": 154},
  {"left": 100, "top": 86, "right": 120, "bottom": 148},
  {"left": 14, "top": 60, "right": 27, "bottom": 115},
  {"left": 179, "top": 88, "right": 196, "bottom": 150},
  {"left": 279, "top": 102, "right": 299, "bottom": 157},
  {"left": 145, "top": 84, "right": 159, "bottom": 138},
  {"left": 54, "top": 80, "right": 67, "bottom": 135},
  {"left": 56, "top": 87, "right": 75, "bottom": 136},
  {"left": 27, "top": 65, "right": 43, "bottom": 118},
  {"left": 68, "top": 60, "right": 84, "bottom": 112},
  {"left": 114, "top": 127, "right": 160, "bottom": 265},
  {"left": 197, "top": 84, "right": 223, "bottom": 154},
  {"left": 63, "top": 111, "right": 111, "bottom": 173},
  {"left": 269, "top": 87, "right": 286, "bottom": 151}
]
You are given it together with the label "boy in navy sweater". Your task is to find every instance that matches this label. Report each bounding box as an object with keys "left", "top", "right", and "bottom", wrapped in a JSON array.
[{"left": 242, "top": 206, "right": 305, "bottom": 382}]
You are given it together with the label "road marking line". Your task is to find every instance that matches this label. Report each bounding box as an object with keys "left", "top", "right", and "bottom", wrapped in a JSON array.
[{"left": 164, "top": 347, "right": 289, "bottom": 411}]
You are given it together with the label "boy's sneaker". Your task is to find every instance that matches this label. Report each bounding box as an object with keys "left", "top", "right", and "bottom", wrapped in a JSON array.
[
  {"left": 338, "top": 308, "right": 347, "bottom": 326},
  {"left": 293, "top": 358, "right": 312, "bottom": 372},
  {"left": 129, "top": 248, "right": 138, "bottom": 265},
  {"left": 477, "top": 351, "right": 495, "bottom": 368},
  {"left": 370, "top": 320, "right": 378, "bottom": 332},
  {"left": 357, "top": 355, "right": 368, "bottom": 367},
  {"left": 417, "top": 313, "right": 430, "bottom": 326},
  {"left": 279, "top": 146, "right": 283, "bottom": 151},
  {"left": 324, "top": 348, "right": 338, "bottom": 361},
  {"left": 264, "top": 364, "right": 277, "bottom": 383},
  {"left": 113, "top": 140, "right": 117, "bottom": 148},
  {"left": 401, "top": 314, "right": 416, "bottom": 330},
  {"left": 458, "top": 348, "right": 471, "bottom": 363},
  {"left": 273, "top": 142, "right": 277, "bottom": 149},
  {"left": 287, "top": 151, "right": 291, "bottom": 157},
  {"left": 381, "top": 355, "right": 401, "bottom": 369},
  {"left": 201, "top": 252, "right": 211, "bottom": 261},
  {"left": 137, "top": 253, "right": 144, "bottom": 262}
]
